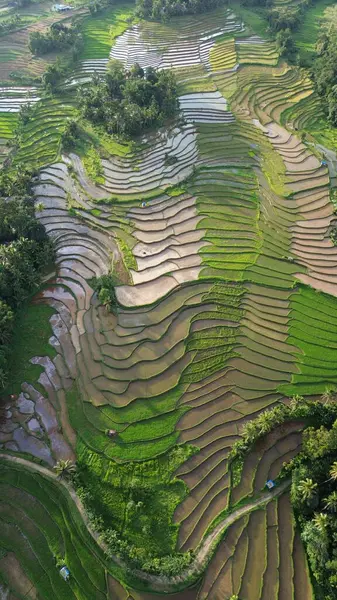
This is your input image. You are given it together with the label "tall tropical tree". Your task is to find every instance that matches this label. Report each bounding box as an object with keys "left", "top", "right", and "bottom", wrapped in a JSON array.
[
  {"left": 313, "top": 512, "right": 328, "bottom": 533},
  {"left": 324, "top": 491, "right": 337, "bottom": 513},
  {"left": 298, "top": 478, "right": 318, "bottom": 505},
  {"left": 329, "top": 461, "right": 337, "bottom": 481},
  {"left": 53, "top": 459, "right": 76, "bottom": 479},
  {"left": 290, "top": 394, "right": 305, "bottom": 411},
  {"left": 322, "top": 386, "right": 336, "bottom": 404}
]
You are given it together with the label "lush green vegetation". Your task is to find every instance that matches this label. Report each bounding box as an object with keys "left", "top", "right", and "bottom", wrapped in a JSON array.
[
  {"left": 0, "top": 14, "right": 23, "bottom": 35},
  {"left": 226, "top": 394, "right": 337, "bottom": 599},
  {"left": 0, "top": 460, "right": 109, "bottom": 599},
  {"left": 29, "top": 22, "right": 83, "bottom": 56},
  {"left": 286, "top": 396, "right": 337, "bottom": 600},
  {"left": 295, "top": 0, "right": 335, "bottom": 63},
  {"left": 2, "top": 0, "right": 337, "bottom": 596},
  {"left": 280, "top": 286, "right": 337, "bottom": 396},
  {"left": 83, "top": 145, "right": 105, "bottom": 183},
  {"left": 311, "top": 5, "right": 337, "bottom": 124},
  {"left": 14, "top": 96, "right": 75, "bottom": 168},
  {"left": 79, "top": 60, "right": 178, "bottom": 137},
  {"left": 0, "top": 170, "right": 54, "bottom": 392},
  {"left": 4, "top": 302, "right": 56, "bottom": 396},
  {"left": 75, "top": 441, "right": 196, "bottom": 575},
  {"left": 91, "top": 273, "right": 118, "bottom": 312},
  {"left": 79, "top": 4, "right": 134, "bottom": 60},
  {"left": 136, "top": 0, "right": 225, "bottom": 20}
]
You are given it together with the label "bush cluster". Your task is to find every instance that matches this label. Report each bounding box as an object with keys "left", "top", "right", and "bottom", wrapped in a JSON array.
[
  {"left": 266, "top": 0, "right": 312, "bottom": 59},
  {"left": 73, "top": 443, "right": 196, "bottom": 578},
  {"left": 0, "top": 14, "right": 22, "bottom": 35},
  {"left": 78, "top": 60, "right": 178, "bottom": 137},
  {"left": 91, "top": 273, "right": 117, "bottom": 313},
  {"left": 0, "top": 167, "right": 54, "bottom": 391},
  {"left": 76, "top": 481, "right": 194, "bottom": 577},
  {"left": 100, "top": 526, "right": 194, "bottom": 576},
  {"left": 89, "top": 0, "right": 116, "bottom": 15},
  {"left": 29, "top": 22, "right": 82, "bottom": 56}
]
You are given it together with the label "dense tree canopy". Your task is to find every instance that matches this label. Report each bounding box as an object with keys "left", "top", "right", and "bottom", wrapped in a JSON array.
[
  {"left": 0, "top": 168, "right": 54, "bottom": 391},
  {"left": 312, "top": 15, "right": 337, "bottom": 125},
  {"left": 136, "top": 0, "right": 224, "bottom": 19},
  {"left": 29, "top": 22, "right": 82, "bottom": 56},
  {"left": 289, "top": 413, "right": 337, "bottom": 600},
  {"left": 0, "top": 14, "right": 22, "bottom": 35},
  {"left": 78, "top": 61, "right": 178, "bottom": 137}
]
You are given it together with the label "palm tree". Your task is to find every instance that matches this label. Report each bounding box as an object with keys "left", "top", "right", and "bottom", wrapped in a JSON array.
[
  {"left": 257, "top": 411, "right": 275, "bottom": 435},
  {"left": 322, "top": 386, "right": 336, "bottom": 404},
  {"left": 297, "top": 478, "right": 318, "bottom": 504},
  {"left": 53, "top": 459, "right": 76, "bottom": 479},
  {"left": 324, "top": 491, "right": 337, "bottom": 513},
  {"left": 290, "top": 394, "right": 305, "bottom": 411},
  {"left": 240, "top": 420, "right": 259, "bottom": 443},
  {"left": 329, "top": 461, "right": 337, "bottom": 482},
  {"left": 35, "top": 202, "right": 45, "bottom": 213},
  {"left": 313, "top": 512, "right": 328, "bottom": 533}
]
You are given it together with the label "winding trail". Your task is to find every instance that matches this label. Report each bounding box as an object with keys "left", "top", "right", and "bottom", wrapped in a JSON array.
[{"left": 0, "top": 453, "right": 290, "bottom": 593}]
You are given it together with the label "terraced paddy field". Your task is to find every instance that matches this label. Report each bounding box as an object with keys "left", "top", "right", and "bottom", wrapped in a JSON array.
[
  {"left": 0, "top": 3, "right": 88, "bottom": 82},
  {"left": 3, "top": 1, "right": 337, "bottom": 599}
]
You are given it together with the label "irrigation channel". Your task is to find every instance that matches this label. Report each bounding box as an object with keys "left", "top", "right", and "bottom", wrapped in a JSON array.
[{"left": 0, "top": 2, "right": 336, "bottom": 599}]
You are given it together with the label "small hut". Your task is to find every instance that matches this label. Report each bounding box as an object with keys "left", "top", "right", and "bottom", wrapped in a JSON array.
[
  {"left": 107, "top": 429, "right": 117, "bottom": 438},
  {"left": 59, "top": 566, "right": 70, "bottom": 581},
  {"left": 266, "top": 479, "right": 276, "bottom": 490}
]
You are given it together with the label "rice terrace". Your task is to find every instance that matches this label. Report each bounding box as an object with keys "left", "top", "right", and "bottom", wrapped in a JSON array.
[{"left": 3, "top": 0, "right": 337, "bottom": 597}]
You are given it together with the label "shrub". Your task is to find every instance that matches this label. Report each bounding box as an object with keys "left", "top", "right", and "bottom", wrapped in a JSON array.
[
  {"left": 29, "top": 23, "right": 82, "bottom": 56},
  {"left": 91, "top": 274, "right": 118, "bottom": 313},
  {"left": 61, "top": 119, "right": 79, "bottom": 151}
]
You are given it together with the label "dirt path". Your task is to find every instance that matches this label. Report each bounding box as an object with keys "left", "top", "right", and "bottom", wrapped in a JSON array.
[{"left": 0, "top": 453, "right": 290, "bottom": 593}]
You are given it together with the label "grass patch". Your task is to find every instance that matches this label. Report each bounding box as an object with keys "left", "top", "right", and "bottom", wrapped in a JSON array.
[
  {"left": 80, "top": 3, "right": 134, "bottom": 60},
  {"left": 80, "top": 119, "right": 134, "bottom": 157},
  {"left": 83, "top": 145, "right": 104, "bottom": 184},
  {"left": 5, "top": 302, "right": 56, "bottom": 395},
  {"left": 296, "top": 0, "right": 336, "bottom": 63},
  {"left": 229, "top": 1, "right": 269, "bottom": 37},
  {"left": 117, "top": 237, "right": 137, "bottom": 271},
  {"left": 77, "top": 440, "right": 198, "bottom": 559},
  {"left": 261, "top": 145, "right": 287, "bottom": 196}
]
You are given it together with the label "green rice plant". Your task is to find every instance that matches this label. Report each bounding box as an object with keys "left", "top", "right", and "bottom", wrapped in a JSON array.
[
  {"left": 76, "top": 440, "right": 196, "bottom": 558},
  {"left": 0, "top": 462, "right": 108, "bottom": 599},
  {"left": 210, "top": 38, "right": 237, "bottom": 71},
  {"left": 279, "top": 286, "right": 337, "bottom": 396},
  {"left": 83, "top": 145, "right": 104, "bottom": 184},
  {"left": 80, "top": 4, "right": 134, "bottom": 60}
]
